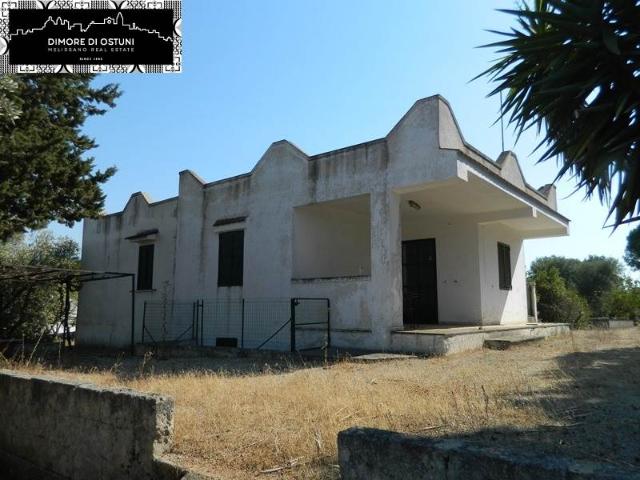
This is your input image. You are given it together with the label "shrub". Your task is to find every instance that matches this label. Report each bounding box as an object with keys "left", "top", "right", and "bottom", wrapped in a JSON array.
[
  {"left": 532, "top": 267, "right": 591, "bottom": 328},
  {"left": 602, "top": 278, "right": 640, "bottom": 320},
  {"left": 0, "top": 231, "right": 79, "bottom": 341},
  {"left": 530, "top": 255, "right": 622, "bottom": 317}
]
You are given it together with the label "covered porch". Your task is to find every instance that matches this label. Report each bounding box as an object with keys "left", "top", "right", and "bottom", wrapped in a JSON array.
[
  {"left": 395, "top": 165, "right": 569, "bottom": 329},
  {"left": 288, "top": 159, "right": 569, "bottom": 353}
]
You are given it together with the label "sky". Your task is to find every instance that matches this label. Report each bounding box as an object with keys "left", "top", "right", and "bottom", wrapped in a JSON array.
[{"left": 47, "top": 0, "right": 635, "bottom": 272}]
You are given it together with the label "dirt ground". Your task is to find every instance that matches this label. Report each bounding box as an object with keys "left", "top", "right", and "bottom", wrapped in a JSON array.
[{"left": 5, "top": 328, "right": 640, "bottom": 479}]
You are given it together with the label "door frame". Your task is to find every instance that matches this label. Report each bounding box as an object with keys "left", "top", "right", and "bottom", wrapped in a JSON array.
[{"left": 401, "top": 238, "right": 439, "bottom": 326}]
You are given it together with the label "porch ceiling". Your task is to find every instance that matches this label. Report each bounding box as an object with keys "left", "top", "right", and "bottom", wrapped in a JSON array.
[{"left": 398, "top": 174, "right": 568, "bottom": 238}]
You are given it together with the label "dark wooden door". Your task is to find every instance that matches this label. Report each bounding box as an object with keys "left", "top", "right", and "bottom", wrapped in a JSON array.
[{"left": 402, "top": 238, "right": 438, "bottom": 325}]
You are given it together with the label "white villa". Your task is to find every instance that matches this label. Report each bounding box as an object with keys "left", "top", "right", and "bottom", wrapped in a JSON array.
[{"left": 77, "top": 95, "right": 569, "bottom": 354}]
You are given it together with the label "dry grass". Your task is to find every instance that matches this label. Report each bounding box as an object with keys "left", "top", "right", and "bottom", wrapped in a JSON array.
[{"left": 5, "top": 328, "right": 640, "bottom": 479}]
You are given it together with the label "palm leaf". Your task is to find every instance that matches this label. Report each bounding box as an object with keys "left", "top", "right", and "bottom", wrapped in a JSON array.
[{"left": 476, "top": 0, "right": 640, "bottom": 228}]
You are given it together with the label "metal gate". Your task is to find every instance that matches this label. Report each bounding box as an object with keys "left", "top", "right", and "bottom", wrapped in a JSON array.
[
  {"left": 141, "top": 297, "right": 330, "bottom": 353},
  {"left": 291, "top": 298, "right": 331, "bottom": 352}
]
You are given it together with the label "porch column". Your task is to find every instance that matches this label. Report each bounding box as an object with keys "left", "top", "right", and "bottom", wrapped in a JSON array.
[
  {"left": 369, "top": 189, "right": 403, "bottom": 346},
  {"left": 527, "top": 281, "right": 539, "bottom": 322}
]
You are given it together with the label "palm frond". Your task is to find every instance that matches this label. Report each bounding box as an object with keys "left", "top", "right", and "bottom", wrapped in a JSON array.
[{"left": 477, "top": 0, "right": 640, "bottom": 228}]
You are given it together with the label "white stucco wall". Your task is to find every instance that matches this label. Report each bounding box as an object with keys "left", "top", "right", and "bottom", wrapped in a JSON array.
[
  {"left": 478, "top": 223, "right": 528, "bottom": 325},
  {"left": 77, "top": 194, "right": 178, "bottom": 347},
  {"left": 291, "top": 277, "right": 371, "bottom": 330}
]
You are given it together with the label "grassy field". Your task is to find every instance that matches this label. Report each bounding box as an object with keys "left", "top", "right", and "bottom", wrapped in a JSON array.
[{"left": 4, "top": 328, "right": 640, "bottom": 479}]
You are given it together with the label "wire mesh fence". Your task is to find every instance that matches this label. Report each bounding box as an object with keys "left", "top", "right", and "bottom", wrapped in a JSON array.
[
  {"left": 141, "top": 297, "right": 330, "bottom": 353},
  {"left": 201, "top": 299, "right": 243, "bottom": 347},
  {"left": 142, "top": 301, "right": 197, "bottom": 345},
  {"left": 242, "top": 299, "right": 291, "bottom": 350}
]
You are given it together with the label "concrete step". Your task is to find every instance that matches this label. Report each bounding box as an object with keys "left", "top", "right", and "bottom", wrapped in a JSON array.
[
  {"left": 484, "top": 335, "right": 545, "bottom": 351},
  {"left": 351, "top": 353, "right": 417, "bottom": 362}
]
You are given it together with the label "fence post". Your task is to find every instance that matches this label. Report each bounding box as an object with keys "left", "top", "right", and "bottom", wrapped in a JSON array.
[
  {"left": 290, "top": 298, "right": 297, "bottom": 353},
  {"left": 241, "top": 298, "right": 245, "bottom": 349},
  {"left": 130, "top": 275, "right": 136, "bottom": 356},
  {"left": 326, "top": 299, "right": 331, "bottom": 350},
  {"left": 192, "top": 301, "right": 197, "bottom": 344},
  {"left": 200, "top": 300, "right": 204, "bottom": 347},
  {"left": 141, "top": 301, "right": 147, "bottom": 345}
]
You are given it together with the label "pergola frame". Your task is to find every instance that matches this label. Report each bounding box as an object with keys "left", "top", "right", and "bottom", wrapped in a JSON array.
[{"left": 0, "top": 265, "right": 136, "bottom": 354}]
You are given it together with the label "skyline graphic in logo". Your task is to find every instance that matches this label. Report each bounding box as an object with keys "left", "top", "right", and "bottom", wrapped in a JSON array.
[
  {"left": 0, "top": 1, "right": 182, "bottom": 74},
  {"left": 9, "top": 11, "right": 172, "bottom": 43}
]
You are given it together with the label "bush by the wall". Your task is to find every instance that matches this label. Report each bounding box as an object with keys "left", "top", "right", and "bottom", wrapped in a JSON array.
[{"left": 532, "top": 266, "right": 591, "bottom": 328}]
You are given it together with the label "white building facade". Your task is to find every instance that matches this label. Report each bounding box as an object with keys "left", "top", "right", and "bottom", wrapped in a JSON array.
[{"left": 78, "top": 96, "right": 569, "bottom": 352}]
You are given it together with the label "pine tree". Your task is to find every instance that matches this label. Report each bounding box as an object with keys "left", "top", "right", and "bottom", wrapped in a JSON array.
[
  {"left": 0, "top": 75, "right": 121, "bottom": 240},
  {"left": 624, "top": 225, "right": 640, "bottom": 271}
]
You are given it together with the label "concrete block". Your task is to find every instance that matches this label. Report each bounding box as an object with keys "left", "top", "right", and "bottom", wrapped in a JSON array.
[
  {"left": 0, "top": 369, "right": 182, "bottom": 480},
  {"left": 592, "top": 320, "right": 636, "bottom": 330},
  {"left": 338, "top": 427, "right": 640, "bottom": 480},
  {"left": 484, "top": 335, "right": 544, "bottom": 350}
]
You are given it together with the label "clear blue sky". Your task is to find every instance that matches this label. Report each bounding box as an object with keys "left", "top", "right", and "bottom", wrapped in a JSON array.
[{"left": 48, "top": 0, "right": 635, "bottom": 273}]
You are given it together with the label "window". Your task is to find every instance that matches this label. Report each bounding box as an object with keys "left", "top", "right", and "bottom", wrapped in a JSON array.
[
  {"left": 218, "top": 230, "right": 244, "bottom": 287},
  {"left": 497, "top": 242, "right": 512, "bottom": 290},
  {"left": 137, "top": 244, "right": 155, "bottom": 290}
]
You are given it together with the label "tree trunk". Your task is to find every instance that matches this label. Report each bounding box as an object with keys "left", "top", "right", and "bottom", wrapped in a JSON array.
[{"left": 63, "top": 280, "right": 71, "bottom": 347}]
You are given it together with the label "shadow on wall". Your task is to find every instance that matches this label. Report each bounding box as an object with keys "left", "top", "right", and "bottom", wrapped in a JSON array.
[{"left": 441, "top": 344, "right": 640, "bottom": 471}]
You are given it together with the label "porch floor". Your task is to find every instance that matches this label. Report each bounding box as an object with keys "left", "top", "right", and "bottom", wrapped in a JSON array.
[
  {"left": 393, "top": 322, "right": 566, "bottom": 337},
  {"left": 389, "top": 322, "right": 570, "bottom": 355}
]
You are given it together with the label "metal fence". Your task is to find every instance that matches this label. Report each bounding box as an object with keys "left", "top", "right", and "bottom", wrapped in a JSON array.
[
  {"left": 141, "top": 301, "right": 197, "bottom": 346},
  {"left": 292, "top": 298, "right": 332, "bottom": 352},
  {"left": 141, "top": 297, "right": 330, "bottom": 352}
]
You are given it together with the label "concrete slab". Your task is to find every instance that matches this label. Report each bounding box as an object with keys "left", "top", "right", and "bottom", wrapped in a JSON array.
[
  {"left": 395, "top": 323, "right": 561, "bottom": 337},
  {"left": 390, "top": 323, "right": 569, "bottom": 356},
  {"left": 351, "top": 353, "right": 417, "bottom": 362},
  {"left": 484, "top": 335, "right": 545, "bottom": 350},
  {"left": 592, "top": 319, "right": 637, "bottom": 329}
]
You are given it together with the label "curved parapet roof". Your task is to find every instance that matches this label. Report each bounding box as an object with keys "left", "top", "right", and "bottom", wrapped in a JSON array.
[{"left": 106, "top": 95, "right": 567, "bottom": 224}]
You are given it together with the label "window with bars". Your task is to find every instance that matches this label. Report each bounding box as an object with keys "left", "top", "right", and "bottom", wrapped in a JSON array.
[
  {"left": 137, "top": 244, "right": 155, "bottom": 290},
  {"left": 497, "top": 242, "right": 512, "bottom": 290},
  {"left": 218, "top": 230, "right": 244, "bottom": 287}
]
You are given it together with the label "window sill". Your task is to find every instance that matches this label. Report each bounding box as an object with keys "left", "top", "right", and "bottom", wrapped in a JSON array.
[
  {"left": 136, "top": 289, "right": 157, "bottom": 293},
  {"left": 292, "top": 275, "right": 371, "bottom": 284}
]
